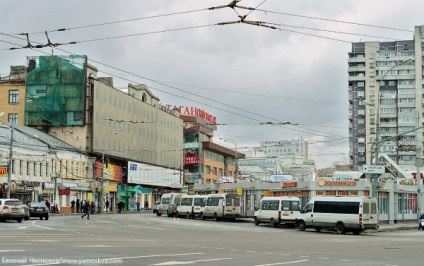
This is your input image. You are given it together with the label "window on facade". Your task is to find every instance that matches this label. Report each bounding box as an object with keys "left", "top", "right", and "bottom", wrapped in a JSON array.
[
  {"left": 398, "top": 194, "right": 417, "bottom": 214},
  {"left": 27, "top": 162, "right": 30, "bottom": 175},
  {"left": 34, "top": 162, "right": 36, "bottom": 176},
  {"left": 9, "top": 90, "right": 19, "bottom": 103},
  {"left": 8, "top": 113, "right": 18, "bottom": 124}
]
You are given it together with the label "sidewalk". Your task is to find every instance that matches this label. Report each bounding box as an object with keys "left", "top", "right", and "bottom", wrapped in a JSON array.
[{"left": 377, "top": 223, "right": 418, "bottom": 232}]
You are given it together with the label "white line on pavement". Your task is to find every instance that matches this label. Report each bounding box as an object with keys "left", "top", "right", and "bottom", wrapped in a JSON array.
[
  {"left": 0, "top": 250, "right": 25, "bottom": 253},
  {"left": 255, "top": 260, "right": 308, "bottom": 266},
  {"left": 153, "top": 258, "right": 232, "bottom": 265}
]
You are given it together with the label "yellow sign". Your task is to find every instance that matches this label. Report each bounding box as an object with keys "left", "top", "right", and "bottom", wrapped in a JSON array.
[
  {"left": 0, "top": 167, "right": 7, "bottom": 177},
  {"left": 263, "top": 190, "right": 271, "bottom": 197},
  {"left": 236, "top": 187, "right": 243, "bottom": 196}
]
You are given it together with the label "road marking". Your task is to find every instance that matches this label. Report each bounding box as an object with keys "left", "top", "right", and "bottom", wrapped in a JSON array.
[
  {"left": 76, "top": 245, "right": 114, "bottom": 248},
  {"left": 30, "top": 240, "right": 60, "bottom": 243},
  {"left": 0, "top": 250, "right": 25, "bottom": 253},
  {"left": 255, "top": 260, "right": 308, "bottom": 266},
  {"left": 153, "top": 258, "right": 232, "bottom": 265}
]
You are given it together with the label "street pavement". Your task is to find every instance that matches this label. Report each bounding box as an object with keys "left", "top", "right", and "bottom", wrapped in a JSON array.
[{"left": 54, "top": 210, "right": 419, "bottom": 232}]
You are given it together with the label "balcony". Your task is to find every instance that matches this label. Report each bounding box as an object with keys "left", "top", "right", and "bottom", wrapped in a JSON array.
[
  {"left": 348, "top": 76, "right": 366, "bottom": 82},
  {"left": 348, "top": 66, "right": 366, "bottom": 72}
]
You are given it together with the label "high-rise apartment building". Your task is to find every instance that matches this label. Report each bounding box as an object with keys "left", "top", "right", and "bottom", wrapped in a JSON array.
[{"left": 348, "top": 25, "right": 424, "bottom": 170}]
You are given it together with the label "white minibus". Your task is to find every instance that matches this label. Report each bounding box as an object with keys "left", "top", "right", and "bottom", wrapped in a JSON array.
[
  {"left": 176, "top": 195, "right": 207, "bottom": 218},
  {"left": 296, "top": 196, "right": 379, "bottom": 234},
  {"left": 201, "top": 193, "right": 242, "bottom": 221},
  {"left": 254, "top": 196, "right": 301, "bottom": 227},
  {"left": 157, "top": 193, "right": 184, "bottom": 217}
]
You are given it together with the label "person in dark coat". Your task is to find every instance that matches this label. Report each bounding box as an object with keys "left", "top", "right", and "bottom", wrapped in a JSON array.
[
  {"left": 91, "top": 201, "right": 95, "bottom": 214},
  {"left": 45, "top": 199, "right": 51, "bottom": 211},
  {"left": 81, "top": 200, "right": 90, "bottom": 220},
  {"left": 117, "top": 201, "right": 122, "bottom": 214},
  {"left": 76, "top": 199, "right": 80, "bottom": 213},
  {"left": 71, "top": 199, "right": 75, "bottom": 213},
  {"left": 105, "top": 200, "right": 109, "bottom": 212}
]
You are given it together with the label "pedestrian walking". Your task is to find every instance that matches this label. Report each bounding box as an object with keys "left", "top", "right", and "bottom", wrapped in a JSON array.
[
  {"left": 136, "top": 201, "right": 140, "bottom": 212},
  {"left": 71, "top": 199, "right": 75, "bottom": 213},
  {"left": 105, "top": 200, "right": 109, "bottom": 212},
  {"left": 117, "top": 201, "right": 122, "bottom": 214},
  {"left": 81, "top": 200, "right": 90, "bottom": 220},
  {"left": 45, "top": 199, "right": 51, "bottom": 211},
  {"left": 418, "top": 213, "right": 424, "bottom": 230},
  {"left": 76, "top": 199, "right": 80, "bottom": 213},
  {"left": 144, "top": 200, "right": 149, "bottom": 210}
]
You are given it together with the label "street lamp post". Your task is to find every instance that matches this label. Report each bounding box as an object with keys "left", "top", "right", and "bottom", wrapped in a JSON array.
[
  {"left": 220, "top": 138, "right": 238, "bottom": 182},
  {"left": 1, "top": 103, "right": 19, "bottom": 199},
  {"left": 99, "top": 130, "right": 119, "bottom": 213},
  {"left": 374, "top": 58, "right": 413, "bottom": 165},
  {"left": 368, "top": 59, "right": 414, "bottom": 198}
]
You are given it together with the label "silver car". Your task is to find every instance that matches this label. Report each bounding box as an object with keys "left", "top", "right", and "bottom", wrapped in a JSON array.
[{"left": 0, "top": 199, "right": 25, "bottom": 223}]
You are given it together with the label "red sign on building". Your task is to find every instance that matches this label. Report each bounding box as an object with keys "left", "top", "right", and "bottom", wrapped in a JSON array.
[{"left": 184, "top": 157, "right": 200, "bottom": 165}]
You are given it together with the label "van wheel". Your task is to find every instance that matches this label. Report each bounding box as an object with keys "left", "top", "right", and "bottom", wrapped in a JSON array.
[
  {"left": 254, "top": 217, "right": 260, "bottom": 226},
  {"left": 352, "top": 229, "right": 361, "bottom": 235},
  {"left": 213, "top": 213, "right": 219, "bottom": 222},
  {"left": 336, "top": 223, "right": 346, "bottom": 234},
  {"left": 270, "top": 218, "right": 277, "bottom": 228},
  {"left": 298, "top": 221, "right": 306, "bottom": 231},
  {"left": 201, "top": 213, "right": 206, "bottom": 220},
  {"left": 156, "top": 212, "right": 162, "bottom": 217},
  {"left": 17, "top": 218, "right": 22, "bottom": 223},
  {"left": 186, "top": 212, "right": 191, "bottom": 219},
  {"left": 315, "top": 227, "right": 322, "bottom": 232},
  {"left": 45, "top": 216, "right": 49, "bottom": 221},
  {"left": 167, "top": 211, "right": 172, "bottom": 217}
]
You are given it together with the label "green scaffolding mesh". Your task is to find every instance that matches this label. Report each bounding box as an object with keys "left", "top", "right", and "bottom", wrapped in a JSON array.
[{"left": 25, "top": 55, "right": 87, "bottom": 127}]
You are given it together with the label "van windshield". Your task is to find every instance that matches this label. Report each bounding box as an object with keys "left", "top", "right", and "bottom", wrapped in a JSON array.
[
  {"left": 281, "top": 200, "right": 301, "bottom": 211},
  {"left": 162, "top": 198, "right": 170, "bottom": 204},
  {"left": 226, "top": 195, "right": 240, "bottom": 206}
]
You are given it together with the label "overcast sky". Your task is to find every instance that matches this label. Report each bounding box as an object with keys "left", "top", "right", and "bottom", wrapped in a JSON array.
[{"left": 1, "top": 0, "right": 424, "bottom": 168}]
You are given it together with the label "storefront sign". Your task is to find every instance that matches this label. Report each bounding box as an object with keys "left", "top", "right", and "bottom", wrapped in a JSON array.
[
  {"left": 317, "top": 178, "right": 356, "bottom": 187},
  {"left": 0, "top": 166, "right": 7, "bottom": 177},
  {"left": 44, "top": 183, "right": 55, "bottom": 189},
  {"left": 22, "top": 181, "right": 40, "bottom": 186},
  {"left": 167, "top": 105, "right": 217, "bottom": 124},
  {"left": 326, "top": 191, "right": 336, "bottom": 196},
  {"left": 281, "top": 181, "right": 297, "bottom": 188},
  {"left": 338, "top": 191, "right": 348, "bottom": 196},
  {"left": 184, "top": 156, "right": 200, "bottom": 165},
  {"left": 16, "top": 185, "right": 34, "bottom": 192},
  {"left": 58, "top": 188, "right": 70, "bottom": 195}
]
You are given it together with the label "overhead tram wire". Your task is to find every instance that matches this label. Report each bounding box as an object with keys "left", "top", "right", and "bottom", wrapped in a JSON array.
[
  {"left": 235, "top": 5, "right": 413, "bottom": 33},
  {"left": 23, "top": 8, "right": 210, "bottom": 35},
  {"left": 3, "top": 29, "right": 347, "bottom": 140}
]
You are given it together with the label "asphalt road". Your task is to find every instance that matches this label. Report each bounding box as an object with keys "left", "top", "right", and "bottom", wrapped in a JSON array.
[{"left": 0, "top": 213, "right": 423, "bottom": 266}]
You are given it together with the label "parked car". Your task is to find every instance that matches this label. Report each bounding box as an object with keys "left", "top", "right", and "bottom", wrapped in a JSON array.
[
  {"left": 152, "top": 201, "right": 160, "bottom": 214},
  {"left": 28, "top": 202, "right": 49, "bottom": 220},
  {"left": 0, "top": 199, "right": 25, "bottom": 223}
]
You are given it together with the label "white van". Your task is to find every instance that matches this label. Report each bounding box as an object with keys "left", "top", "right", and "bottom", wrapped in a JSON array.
[
  {"left": 157, "top": 193, "right": 184, "bottom": 217},
  {"left": 254, "top": 196, "right": 301, "bottom": 227},
  {"left": 201, "top": 193, "right": 242, "bottom": 221},
  {"left": 296, "top": 196, "right": 379, "bottom": 234},
  {"left": 176, "top": 195, "right": 207, "bottom": 218}
]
